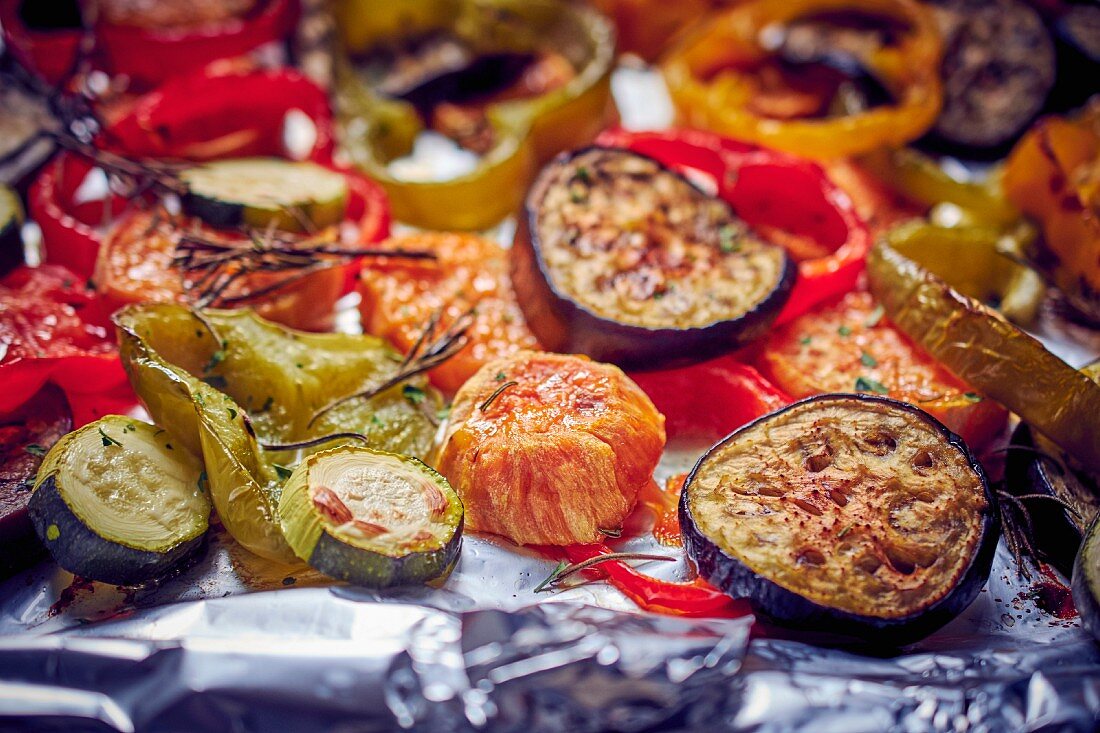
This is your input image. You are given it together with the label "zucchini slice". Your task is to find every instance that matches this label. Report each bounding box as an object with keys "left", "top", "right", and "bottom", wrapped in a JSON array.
[
  {"left": 0, "top": 184, "right": 24, "bottom": 275},
  {"left": 180, "top": 158, "right": 349, "bottom": 232},
  {"left": 681, "top": 393, "right": 997, "bottom": 643},
  {"left": 28, "top": 415, "right": 211, "bottom": 585},
  {"left": 513, "top": 147, "right": 794, "bottom": 368},
  {"left": 279, "top": 446, "right": 462, "bottom": 587}
]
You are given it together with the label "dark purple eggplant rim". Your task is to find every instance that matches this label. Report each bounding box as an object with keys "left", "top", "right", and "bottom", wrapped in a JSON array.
[
  {"left": 679, "top": 392, "right": 1000, "bottom": 645},
  {"left": 514, "top": 145, "right": 797, "bottom": 370}
]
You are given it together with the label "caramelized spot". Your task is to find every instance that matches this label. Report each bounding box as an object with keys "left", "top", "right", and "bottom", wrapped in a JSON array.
[
  {"left": 911, "top": 450, "right": 934, "bottom": 471},
  {"left": 798, "top": 548, "right": 826, "bottom": 566},
  {"left": 791, "top": 497, "right": 823, "bottom": 516},
  {"left": 313, "top": 486, "right": 353, "bottom": 525},
  {"left": 805, "top": 451, "right": 832, "bottom": 473}
]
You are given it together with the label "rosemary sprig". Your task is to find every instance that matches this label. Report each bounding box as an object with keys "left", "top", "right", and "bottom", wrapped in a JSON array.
[
  {"left": 532, "top": 552, "right": 675, "bottom": 593},
  {"left": 260, "top": 432, "right": 371, "bottom": 452},
  {"left": 172, "top": 225, "right": 436, "bottom": 308},
  {"left": 996, "top": 486, "right": 1084, "bottom": 580},
  {"left": 308, "top": 307, "right": 475, "bottom": 427},
  {"left": 479, "top": 380, "right": 518, "bottom": 411}
]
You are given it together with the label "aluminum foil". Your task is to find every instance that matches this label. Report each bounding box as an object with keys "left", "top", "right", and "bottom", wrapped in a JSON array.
[{"left": 3, "top": 64, "right": 1100, "bottom": 733}]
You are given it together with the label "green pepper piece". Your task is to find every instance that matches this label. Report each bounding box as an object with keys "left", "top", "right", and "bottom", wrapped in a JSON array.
[
  {"left": 334, "top": 0, "right": 616, "bottom": 230},
  {"left": 867, "top": 240, "right": 1100, "bottom": 474},
  {"left": 860, "top": 148, "right": 1020, "bottom": 228},
  {"left": 114, "top": 304, "right": 439, "bottom": 564},
  {"left": 881, "top": 220, "right": 1045, "bottom": 325}
]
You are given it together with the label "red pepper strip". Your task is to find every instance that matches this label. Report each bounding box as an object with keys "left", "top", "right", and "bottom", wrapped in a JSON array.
[
  {"left": 0, "top": 265, "right": 130, "bottom": 423},
  {"left": 31, "top": 154, "right": 130, "bottom": 278},
  {"left": 94, "top": 0, "right": 301, "bottom": 90},
  {"left": 107, "top": 65, "right": 336, "bottom": 164},
  {"left": 0, "top": 0, "right": 81, "bottom": 84},
  {"left": 595, "top": 128, "right": 871, "bottom": 324},
  {"left": 629, "top": 354, "right": 791, "bottom": 442},
  {"left": 558, "top": 543, "right": 752, "bottom": 618}
]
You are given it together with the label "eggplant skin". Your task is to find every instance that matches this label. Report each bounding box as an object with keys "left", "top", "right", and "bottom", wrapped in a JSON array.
[
  {"left": 28, "top": 475, "right": 205, "bottom": 586},
  {"left": 680, "top": 393, "right": 999, "bottom": 645},
  {"left": 513, "top": 146, "right": 795, "bottom": 369},
  {"left": 1073, "top": 513, "right": 1100, "bottom": 644},
  {"left": 308, "top": 518, "right": 463, "bottom": 588}
]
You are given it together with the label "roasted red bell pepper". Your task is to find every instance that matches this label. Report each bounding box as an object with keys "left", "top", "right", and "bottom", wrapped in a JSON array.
[
  {"left": 629, "top": 354, "right": 791, "bottom": 442},
  {"left": 0, "top": 0, "right": 299, "bottom": 89},
  {"left": 0, "top": 265, "right": 130, "bottom": 425},
  {"left": 30, "top": 66, "right": 376, "bottom": 280},
  {"left": 596, "top": 128, "right": 872, "bottom": 325},
  {"left": 556, "top": 543, "right": 752, "bottom": 618}
]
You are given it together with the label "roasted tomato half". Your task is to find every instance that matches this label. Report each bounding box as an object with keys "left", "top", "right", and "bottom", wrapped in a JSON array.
[{"left": 759, "top": 290, "right": 1007, "bottom": 449}]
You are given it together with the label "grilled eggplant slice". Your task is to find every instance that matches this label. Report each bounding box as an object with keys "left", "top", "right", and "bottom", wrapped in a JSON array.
[
  {"left": 28, "top": 415, "right": 210, "bottom": 585},
  {"left": 180, "top": 158, "right": 349, "bottom": 233},
  {"left": 280, "top": 446, "right": 462, "bottom": 587},
  {"left": 0, "top": 385, "right": 71, "bottom": 578},
  {"left": 513, "top": 147, "right": 794, "bottom": 368},
  {"left": 1006, "top": 361, "right": 1100, "bottom": 576},
  {"left": 681, "top": 393, "right": 997, "bottom": 643}
]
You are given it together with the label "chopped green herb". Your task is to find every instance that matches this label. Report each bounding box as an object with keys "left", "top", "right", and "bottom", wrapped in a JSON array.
[
  {"left": 197, "top": 470, "right": 208, "bottom": 493},
  {"left": 836, "top": 523, "right": 854, "bottom": 539},
  {"left": 403, "top": 384, "right": 427, "bottom": 405},
  {"left": 718, "top": 225, "right": 740, "bottom": 253},
  {"left": 436, "top": 405, "right": 452, "bottom": 421},
  {"left": 370, "top": 415, "right": 384, "bottom": 428},
  {"left": 494, "top": 371, "right": 507, "bottom": 382},
  {"left": 838, "top": 325, "right": 852, "bottom": 337},
  {"left": 165, "top": 443, "right": 173, "bottom": 450},
  {"left": 98, "top": 427, "right": 122, "bottom": 448},
  {"left": 123, "top": 422, "right": 136, "bottom": 433},
  {"left": 860, "top": 351, "right": 878, "bottom": 368},
  {"left": 570, "top": 189, "right": 586, "bottom": 203},
  {"left": 259, "top": 396, "right": 275, "bottom": 413},
  {"left": 963, "top": 392, "right": 982, "bottom": 403},
  {"left": 204, "top": 341, "right": 228, "bottom": 373},
  {"left": 46, "top": 524, "right": 60, "bottom": 541},
  {"left": 854, "top": 376, "right": 889, "bottom": 394},
  {"left": 575, "top": 166, "right": 591, "bottom": 183},
  {"left": 799, "top": 336, "right": 812, "bottom": 346},
  {"left": 23, "top": 444, "right": 46, "bottom": 457},
  {"left": 864, "top": 304, "right": 885, "bottom": 328},
  {"left": 273, "top": 463, "right": 294, "bottom": 480},
  {"left": 295, "top": 362, "right": 304, "bottom": 369},
  {"left": 228, "top": 408, "right": 238, "bottom": 420}
]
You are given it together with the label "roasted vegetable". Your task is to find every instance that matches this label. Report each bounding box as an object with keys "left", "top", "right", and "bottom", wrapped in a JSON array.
[
  {"left": 1002, "top": 101, "right": 1100, "bottom": 322},
  {"left": 336, "top": 0, "right": 616, "bottom": 230},
  {"left": 0, "top": 265, "right": 127, "bottom": 423},
  {"left": 438, "top": 351, "right": 665, "bottom": 545},
  {"left": 879, "top": 220, "right": 1044, "bottom": 325},
  {"left": 594, "top": 128, "right": 874, "bottom": 324},
  {"left": 661, "top": 0, "right": 943, "bottom": 159},
  {"left": 760, "top": 290, "right": 1007, "bottom": 449},
  {"left": 28, "top": 415, "right": 210, "bottom": 585},
  {"left": 1006, "top": 361, "right": 1100, "bottom": 577},
  {"left": 0, "top": 385, "right": 71, "bottom": 578},
  {"left": 1074, "top": 510, "right": 1100, "bottom": 643},
  {"left": 867, "top": 237, "right": 1100, "bottom": 474},
  {"left": 280, "top": 446, "right": 463, "bottom": 587},
  {"left": 0, "top": 185, "right": 24, "bottom": 275},
  {"left": 179, "top": 159, "right": 350, "bottom": 233},
  {"left": 358, "top": 232, "right": 540, "bottom": 393},
  {"left": 681, "top": 393, "right": 997, "bottom": 642},
  {"left": 114, "top": 304, "right": 440, "bottom": 564},
  {"left": 513, "top": 147, "right": 794, "bottom": 368},
  {"left": 927, "top": 0, "right": 1054, "bottom": 152},
  {"left": 96, "top": 209, "right": 349, "bottom": 333}
]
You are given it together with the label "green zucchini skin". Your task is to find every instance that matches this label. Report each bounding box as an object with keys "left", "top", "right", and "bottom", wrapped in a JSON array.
[
  {"left": 181, "top": 191, "right": 246, "bottom": 231},
  {"left": 680, "top": 393, "right": 998, "bottom": 645},
  {"left": 308, "top": 517, "right": 463, "bottom": 588},
  {"left": 1073, "top": 513, "right": 1100, "bottom": 644},
  {"left": 28, "top": 474, "right": 205, "bottom": 586},
  {"left": 512, "top": 146, "right": 796, "bottom": 370},
  {"left": 0, "top": 185, "right": 24, "bottom": 275}
]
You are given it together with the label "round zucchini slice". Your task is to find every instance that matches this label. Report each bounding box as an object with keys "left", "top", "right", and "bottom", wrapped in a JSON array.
[
  {"left": 279, "top": 446, "right": 463, "bottom": 587},
  {"left": 681, "top": 393, "right": 997, "bottom": 643},
  {"left": 513, "top": 147, "right": 795, "bottom": 368},
  {"left": 179, "top": 158, "right": 349, "bottom": 233},
  {"left": 28, "top": 415, "right": 211, "bottom": 586},
  {"left": 0, "top": 184, "right": 25, "bottom": 275}
]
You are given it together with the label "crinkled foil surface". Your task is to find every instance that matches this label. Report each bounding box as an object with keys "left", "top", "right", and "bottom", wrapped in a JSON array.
[{"left": 3, "top": 66, "right": 1100, "bottom": 733}]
